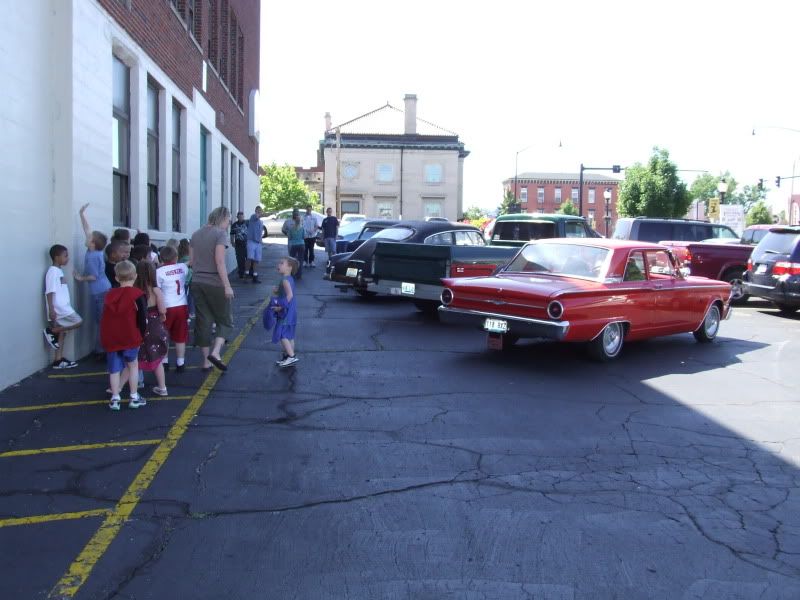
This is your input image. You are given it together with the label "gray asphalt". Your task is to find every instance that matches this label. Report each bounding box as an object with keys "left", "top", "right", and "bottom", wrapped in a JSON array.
[{"left": 2, "top": 238, "right": 800, "bottom": 599}]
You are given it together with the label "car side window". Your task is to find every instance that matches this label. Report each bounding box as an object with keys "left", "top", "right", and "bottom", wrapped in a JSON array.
[
  {"left": 646, "top": 250, "right": 676, "bottom": 278},
  {"left": 624, "top": 252, "right": 646, "bottom": 281},
  {"left": 454, "top": 231, "right": 485, "bottom": 246},
  {"left": 425, "top": 232, "right": 454, "bottom": 245},
  {"left": 741, "top": 230, "right": 752, "bottom": 244},
  {"left": 752, "top": 229, "right": 767, "bottom": 244},
  {"left": 564, "top": 221, "right": 587, "bottom": 238}
]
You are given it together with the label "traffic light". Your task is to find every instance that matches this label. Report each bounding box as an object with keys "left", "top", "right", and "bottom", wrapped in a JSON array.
[
  {"left": 612, "top": 165, "right": 621, "bottom": 173},
  {"left": 776, "top": 176, "right": 781, "bottom": 188},
  {"left": 758, "top": 178, "right": 763, "bottom": 190}
]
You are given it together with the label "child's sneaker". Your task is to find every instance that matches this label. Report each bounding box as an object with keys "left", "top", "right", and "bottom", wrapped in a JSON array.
[
  {"left": 128, "top": 395, "right": 147, "bottom": 409},
  {"left": 277, "top": 355, "right": 299, "bottom": 368},
  {"left": 43, "top": 328, "right": 59, "bottom": 349},
  {"left": 275, "top": 354, "right": 288, "bottom": 365},
  {"left": 109, "top": 396, "right": 121, "bottom": 411},
  {"left": 152, "top": 386, "right": 168, "bottom": 397},
  {"left": 175, "top": 364, "right": 185, "bottom": 373},
  {"left": 52, "top": 358, "right": 78, "bottom": 369}
]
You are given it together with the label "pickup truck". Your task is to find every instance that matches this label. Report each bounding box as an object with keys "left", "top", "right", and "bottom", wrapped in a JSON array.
[
  {"left": 659, "top": 240, "right": 754, "bottom": 303},
  {"left": 370, "top": 242, "right": 518, "bottom": 312}
]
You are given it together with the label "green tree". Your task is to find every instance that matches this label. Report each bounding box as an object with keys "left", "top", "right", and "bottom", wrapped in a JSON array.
[
  {"left": 463, "top": 205, "right": 488, "bottom": 221},
  {"left": 558, "top": 201, "right": 578, "bottom": 215},
  {"left": 746, "top": 201, "right": 773, "bottom": 225},
  {"left": 689, "top": 172, "right": 738, "bottom": 203},
  {"left": 729, "top": 184, "right": 767, "bottom": 214},
  {"left": 617, "top": 147, "right": 691, "bottom": 218},
  {"left": 497, "top": 190, "right": 517, "bottom": 215},
  {"left": 259, "top": 163, "right": 314, "bottom": 214}
]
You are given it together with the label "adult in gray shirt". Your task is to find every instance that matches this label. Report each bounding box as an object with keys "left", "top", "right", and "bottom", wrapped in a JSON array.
[{"left": 190, "top": 206, "right": 234, "bottom": 371}]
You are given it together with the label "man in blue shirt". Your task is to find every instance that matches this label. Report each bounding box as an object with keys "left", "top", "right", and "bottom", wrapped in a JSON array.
[
  {"left": 246, "top": 206, "right": 264, "bottom": 283},
  {"left": 321, "top": 207, "right": 339, "bottom": 259}
]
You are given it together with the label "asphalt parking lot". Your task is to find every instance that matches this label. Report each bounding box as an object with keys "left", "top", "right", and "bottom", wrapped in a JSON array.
[{"left": 2, "top": 238, "right": 800, "bottom": 599}]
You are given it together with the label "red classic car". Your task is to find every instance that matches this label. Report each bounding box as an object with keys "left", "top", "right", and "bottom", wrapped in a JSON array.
[{"left": 438, "top": 239, "right": 733, "bottom": 360}]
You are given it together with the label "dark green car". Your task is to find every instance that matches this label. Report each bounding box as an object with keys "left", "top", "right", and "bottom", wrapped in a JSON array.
[{"left": 488, "top": 213, "right": 599, "bottom": 247}]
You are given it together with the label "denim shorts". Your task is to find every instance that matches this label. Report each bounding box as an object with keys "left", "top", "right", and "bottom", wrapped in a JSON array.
[{"left": 107, "top": 347, "right": 139, "bottom": 374}]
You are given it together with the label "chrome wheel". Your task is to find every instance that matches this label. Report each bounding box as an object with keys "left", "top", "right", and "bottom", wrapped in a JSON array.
[
  {"left": 693, "top": 304, "right": 720, "bottom": 343},
  {"left": 588, "top": 322, "right": 624, "bottom": 361}
]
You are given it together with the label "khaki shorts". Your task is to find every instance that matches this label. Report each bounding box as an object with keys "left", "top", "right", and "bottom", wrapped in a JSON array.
[{"left": 54, "top": 312, "right": 82, "bottom": 328}]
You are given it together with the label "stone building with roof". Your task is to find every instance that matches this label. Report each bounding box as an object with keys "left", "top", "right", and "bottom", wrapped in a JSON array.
[
  {"left": 319, "top": 95, "right": 469, "bottom": 220},
  {"left": 502, "top": 172, "right": 621, "bottom": 236}
]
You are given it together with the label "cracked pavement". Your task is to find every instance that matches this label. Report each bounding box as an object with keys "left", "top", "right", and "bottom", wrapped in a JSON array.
[{"left": 2, "top": 239, "right": 800, "bottom": 599}]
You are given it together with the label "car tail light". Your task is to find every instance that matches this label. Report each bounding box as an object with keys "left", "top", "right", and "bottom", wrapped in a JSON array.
[
  {"left": 683, "top": 250, "right": 692, "bottom": 266},
  {"left": 547, "top": 301, "right": 564, "bottom": 320},
  {"left": 441, "top": 288, "right": 454, "bottom": 306},
  {"left": 772, "top": 261, "right": 800, "bottom": 276},
  {"left": 746, "top": 258, "right": 753, "bottom": 272}
]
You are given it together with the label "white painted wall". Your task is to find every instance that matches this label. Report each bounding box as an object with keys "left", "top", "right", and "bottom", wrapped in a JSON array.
[{"left": 0, "top": 0, "right": 260, "bottom": 390}]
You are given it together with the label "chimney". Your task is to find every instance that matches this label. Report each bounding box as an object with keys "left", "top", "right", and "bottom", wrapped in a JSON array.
[
  {"left": 324, "top": 112, "right": 332, "bottom": 132},
  {"left": 404, "top": 94, "right": 417, "bottom": 135}
]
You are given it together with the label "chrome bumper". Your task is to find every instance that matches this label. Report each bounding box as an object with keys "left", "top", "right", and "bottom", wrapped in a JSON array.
[
  {"left": 371, "top": 280, "right": 442, "bottom": 301},
  {"left": 438, "top": 306, "right": 570, "bottom": 340}
]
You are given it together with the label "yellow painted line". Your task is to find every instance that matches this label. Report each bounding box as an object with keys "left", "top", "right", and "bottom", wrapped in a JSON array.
[
  {"left": 48, "top": 366, "right": 200, "bottom": 379},
  {"left": 0, "top": 439, "right": 161, "bottom": 459},
  {"left": 49, "top": 299, "right": 268, "bottom": 599},
  {"left": 0, "top": 395, "right": 193, "bottom": 413},
  {"left": 0, "top": 509, "right": 112, "bottom": 529}
]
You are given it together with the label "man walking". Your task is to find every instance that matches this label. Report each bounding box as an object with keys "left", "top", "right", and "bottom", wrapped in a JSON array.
[
  {"left": 245, "top": 206, "right": 264, "bottom": 283},
  {"left": 230, "top": 211, "right": 248, "bottom": 278},
  {"left": 302, "top": 205, "right": 319, "bottom": 268},
  {"left": 321, "top": 207, "right": 339, "bottom": 260}
]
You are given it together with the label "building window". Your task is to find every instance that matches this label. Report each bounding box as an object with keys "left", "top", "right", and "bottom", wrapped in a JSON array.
[
  {"left": 537, "top": 187, "right": 544, "bottom": 204},
  {"left": 112, "top": 56, "right": 131, "bottom": 228},
  {"left": 146, "top": 82, "right": 160, "bottom": 230},
  {"left": 219, "top": 0, "right": 229, "bottom": 84},
  {"left": 343, "top": 162, "right": 359, "bottom": 180},
  {"left": 424, "top": 163, "right": 443, "bottom": 183},
  {"left": 538, "top": 208, "right": 545, "bottom": 214},
  {"left": 571, "top": 187, "right": 579, "bottom": 202},
  {"left": 220, "top": 144, "right": 227, "bottom": 206},
  {"left": 171, "top": 102, "right": 182, "bottom": 232},
  {"left": 187, "top": 0, "right": 199, "bottom": 39},
  {"left": 588, "top": 209, "right": 596, "bottom": 224},
  {"left": 376, "top": 163, "right": 393, "bottom": 183},
  {"left": 341, "top": 198, "right": 361, "bottom": 214},
  {"left": 230, "top": 154, "right": 236, "bottom": 213},
  {"left": 588, "top": 188, "right": 596, "bottom": 204},
  {"left": 229, "top": 11, "right": 238, "bottom": 100},
  {"left": 519, "top": 188, "right": 527, "bottom": 202},
  {"left": 208, "top": 0, "right": 218, "bottom": 65},
  {"left": 237, "top": 30, "right": 244, "bottom": 107},
  {"left": 238, "top": 161, "right": 244, "bottom": 212},
  {"left": 423, "top": 198, "right": 444, "bottom": 219},
  {"left": 375, "top": 198, "right": 395, "bottom": 218},
  {"left": 554, "top": 188, "right": 562, "bottom": 203},
  {"left": 200, "top": 128, "right": 209, "bottom": 226}
]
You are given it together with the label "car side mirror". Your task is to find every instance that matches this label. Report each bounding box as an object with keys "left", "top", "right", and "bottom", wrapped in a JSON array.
[{"left": 679, "top": 267, "right": 690, "bottom": 278}]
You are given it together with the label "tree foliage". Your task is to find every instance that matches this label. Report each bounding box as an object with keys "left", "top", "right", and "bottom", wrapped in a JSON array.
[
  {"left": 558, "top": 201, "right": 578, "bottom": 216},
  {"left": 497, "top": 190, "right": 517, "bottom": 215},
  {"left": 259, "top": 163, "right": 316, "bottom": 214},
  {"left": 689, "top": 172, "right": 738, "bottom": 203},
  {"left": 746, "top": 201, "right": 773, "bottom": 226},
  {"left": 617, "top": 147, "right": 691, "bottom": 218},
  {"left": 463, "top": 205, "right": 488, "bottom": 221},
  {"left": 730, "top": 184, "right": 768, "bottom": 214}
]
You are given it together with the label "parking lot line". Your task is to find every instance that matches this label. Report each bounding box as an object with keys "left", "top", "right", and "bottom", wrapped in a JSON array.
[
  {"left": 49, "top": 298, "right": 268, "bottom": 599},
  {"left": 48, "top": 366, "right": 200, "bottom": 379},
  {"left": 0, "top": 439, "right": 161, "bottom": 459},
  {"left": 0, "top": 395, "right": 193, "bottom": 413},
  {"left": 0, "top": 509, "right": 113, "bottom": 529}
]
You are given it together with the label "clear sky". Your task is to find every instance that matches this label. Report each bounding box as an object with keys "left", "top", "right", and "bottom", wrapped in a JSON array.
[{"left": 259, "top": 0, "right": 800, "bottom": 216}]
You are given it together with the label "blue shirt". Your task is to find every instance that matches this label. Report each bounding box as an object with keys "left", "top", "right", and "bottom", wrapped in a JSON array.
[
  {"left": 246, "top": 214, "right": 263, "bottom": 243},
  {"left": 85, "top": 250, "right": 111, "bottom": 295},
  {"left": 287, "top": 223, "right": 305, "bottom": 247}
]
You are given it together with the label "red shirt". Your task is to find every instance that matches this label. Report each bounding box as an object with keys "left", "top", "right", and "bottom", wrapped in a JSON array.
[{"left": 100, "top": 287, "right": 145, "bottom": 352}]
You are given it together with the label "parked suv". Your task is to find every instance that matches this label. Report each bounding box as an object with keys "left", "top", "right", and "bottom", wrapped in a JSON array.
[
  {"left": 613, "top": 218, "right": 738, "bottom": 243},
  {"left": 742, "top": 226, "right": 800, "bottom": 314},
  {"left": 488, "top": 214, "right": 598, "bottom": 246}
]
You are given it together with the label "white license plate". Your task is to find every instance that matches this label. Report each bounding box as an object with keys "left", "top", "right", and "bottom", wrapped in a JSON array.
[
  {"left": 346, "top": 267, "right": 359, "bottom": 278},
  {"left": 755, "top": 264, "right": 767, "bottom": 274},
  {"left": 484, "top": 318, "right": 508, "bottom": 333},
  {"left": 401, "top": 282, "right": 415, "bottom": 295}
]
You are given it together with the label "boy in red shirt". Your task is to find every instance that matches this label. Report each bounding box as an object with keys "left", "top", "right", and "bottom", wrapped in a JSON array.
[
  {"left": 156, "top": 245, "right": 190, "bottom": 372},
  {"left": 100, "top": 260, "right": 147, "bottom": 410}
]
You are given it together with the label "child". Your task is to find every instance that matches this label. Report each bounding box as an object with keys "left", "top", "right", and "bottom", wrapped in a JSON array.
[
  {"left": 135, "top": 261, "right": 169, "bottom": 396},
  {"left": 178, "top": 238, "right": 194, "bottom": 319},
  {"left": 156, "top": 245, "right": 189, "bottom": 372},
  {"left": 73, "top": 203, "right": 112, "bottom": 359},
  {"left": 100, "top": 260, "right": 146, "bottom": 410},
  {"left": 44, "top": 245, "right": 84, "bottom": 369},
  {"left": 105, "top": 240, "right": 129, "bottom": 288},
  {"left": 271, "top": 256, "right": 299, "bottom": 367}
]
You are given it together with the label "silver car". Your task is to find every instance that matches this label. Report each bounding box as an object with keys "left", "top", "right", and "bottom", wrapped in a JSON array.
[{"left": 261, "top": 209, "right": 324, "bottom": 237}]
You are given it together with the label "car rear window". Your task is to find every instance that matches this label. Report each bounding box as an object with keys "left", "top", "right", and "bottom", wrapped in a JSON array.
[
  {"left": 612, "top": 219, "right": 632, "bottom": 240},
  {"left": 373, "top": 226, "right": 415, "bottom": 241},
  {"left": 492, "top": 221, "right": 556, "bottom": 242},
  {"left": 753, "top": 231, "right": 800, "bottom": 259},
  {"left": 636, "top": 222, "right": 673, "bottom": 242},
  {"left": 359, "top": 227, "right": 383, "bottom": 240}
]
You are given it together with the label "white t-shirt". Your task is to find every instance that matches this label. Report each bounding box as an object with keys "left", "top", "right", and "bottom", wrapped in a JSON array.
[
  {"left": 156, "top": 262, "right": 189, "bottom": 308},
  {"left": 44, "top": 266, "right": 75, "bottom": 318}
]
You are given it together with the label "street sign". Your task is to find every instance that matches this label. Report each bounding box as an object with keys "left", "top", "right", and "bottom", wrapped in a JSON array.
[
  {"left": 719, "top": 204, "right": 745, "bottom": 236},
  {"left": 708, "top": 198, "right": 720, "bottom": 218}
]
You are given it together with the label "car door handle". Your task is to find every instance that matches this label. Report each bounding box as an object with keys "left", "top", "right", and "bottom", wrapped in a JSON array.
[{"left": 653, "top": 283, "right": 664, "bottom": 289}]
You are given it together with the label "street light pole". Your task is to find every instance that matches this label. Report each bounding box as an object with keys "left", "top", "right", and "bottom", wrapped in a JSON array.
[{"left": 513, "top": 145, "right": 532, "bottom": 214}]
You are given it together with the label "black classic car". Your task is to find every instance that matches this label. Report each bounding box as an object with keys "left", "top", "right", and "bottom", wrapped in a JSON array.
[{"left": 324, "top": 220, "right": 487, "bottom": 296}]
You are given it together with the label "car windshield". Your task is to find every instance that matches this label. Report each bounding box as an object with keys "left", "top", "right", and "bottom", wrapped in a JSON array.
[
  {"left": 372, "top": 226, "right": 415, "bottom": 241},
  {"left": 505, "top": 243, "right": 610, "bottom": 279},
  {"left": 492, "top": 221, "right": 556, "bottom": 242}
]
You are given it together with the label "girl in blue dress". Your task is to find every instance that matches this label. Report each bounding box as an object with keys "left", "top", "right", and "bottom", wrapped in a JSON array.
[{"left": 271, "top": 256, "right": 298, "bottom": 367}]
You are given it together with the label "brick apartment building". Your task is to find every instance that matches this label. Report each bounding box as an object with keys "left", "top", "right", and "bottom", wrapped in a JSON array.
[
  {"left": 0, "top": 0, "right": 261, "bottom": 389},
  {"left": 295, "top": 165, "right": 324, "bottom": 201},
  {"left": 502, "top": 172, "right": 621, "bottom": 235}
]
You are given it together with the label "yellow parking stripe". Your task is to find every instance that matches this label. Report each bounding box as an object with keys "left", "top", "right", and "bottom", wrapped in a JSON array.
[
  {"left": 0, "top": 395, "right": 192, "bottom": 413},
  {"left": 0, "top": 509, "right": 112, "bottom": 529},
  {"left": 48, "top": 366, "right": 199, "bottom": 379},
  {"left": 49, "top": 299, "right": 268, "bottom": 599},
  {"left": 0, "top": 439, "right": 161, "bottom": 459}
]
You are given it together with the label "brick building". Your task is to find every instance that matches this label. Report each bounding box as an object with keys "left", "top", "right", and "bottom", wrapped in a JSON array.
[
  {"left": 295, "top": 165, "right": 324, "bottom": 201},
  {"left": 0, "top": 0, "right": 261, "bottom": 389},
  {"left": 502, "top": 172, "right": 621, "bottom": 235}
]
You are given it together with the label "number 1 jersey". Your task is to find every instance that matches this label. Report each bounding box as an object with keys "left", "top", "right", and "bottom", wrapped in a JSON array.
[{"left": 156, "top": 263, "right": 189, "bottom": 308}]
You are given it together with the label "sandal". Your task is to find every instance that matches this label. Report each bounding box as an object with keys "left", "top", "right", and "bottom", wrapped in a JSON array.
[{"left": 207, "top": 355, "right": 227, "bottom": 371}]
